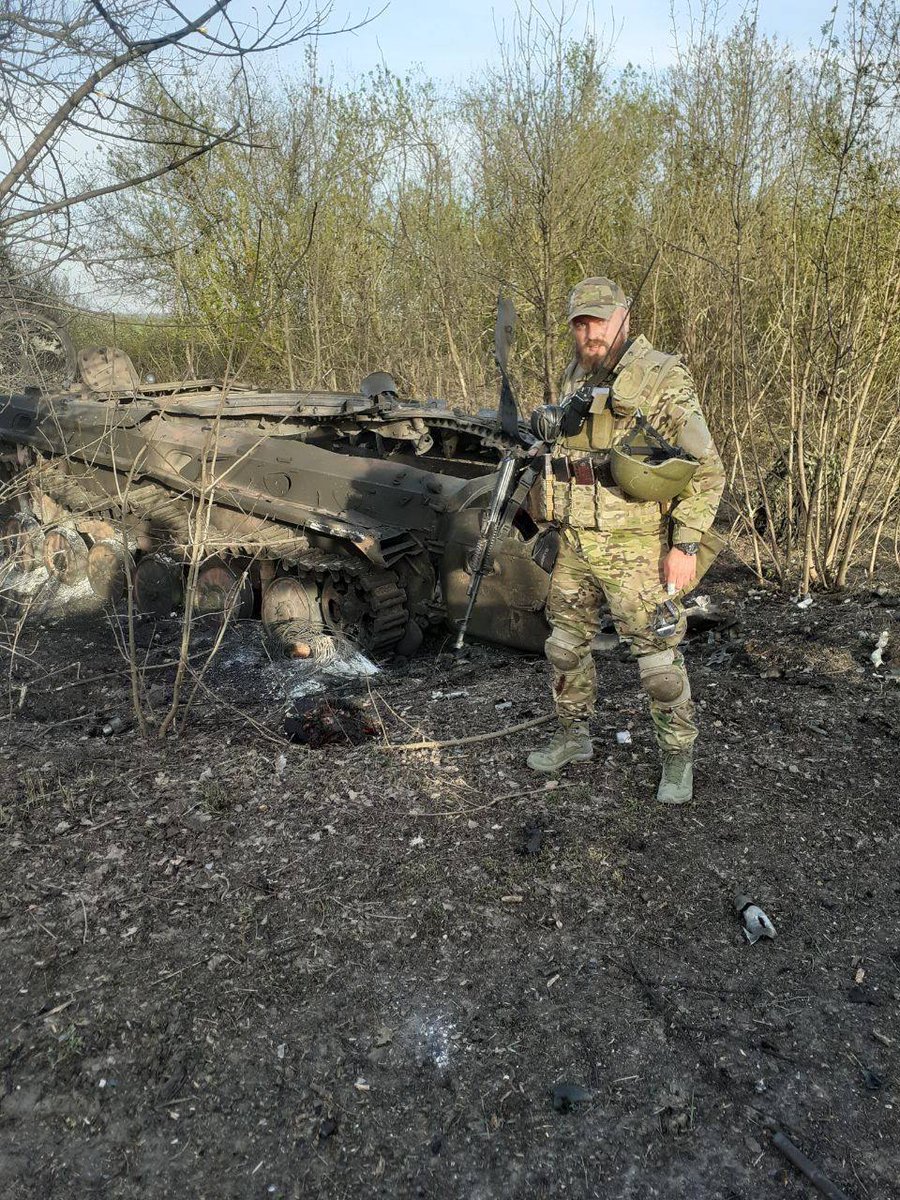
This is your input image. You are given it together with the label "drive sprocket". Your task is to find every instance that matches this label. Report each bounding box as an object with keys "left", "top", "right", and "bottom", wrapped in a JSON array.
[{"left": 319, "top": 561, "right": 409, "bottom": 656}]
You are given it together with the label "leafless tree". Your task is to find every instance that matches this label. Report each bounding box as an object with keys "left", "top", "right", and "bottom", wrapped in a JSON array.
[{"left": 0, "top": 0, "right": 370, "bottom": 283}]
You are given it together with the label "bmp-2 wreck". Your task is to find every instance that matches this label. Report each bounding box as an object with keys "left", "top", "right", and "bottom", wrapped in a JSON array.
[{"left": 0, "top": 326, "right": 554, "bottom": 657}]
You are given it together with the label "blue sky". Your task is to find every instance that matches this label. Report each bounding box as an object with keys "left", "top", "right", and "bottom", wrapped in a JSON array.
[
  {"left": 266, "top": 0, "right": 837, "bottom": 83},
  {"left": 59, "top": 0, "right": 840, "bottom": 308}
]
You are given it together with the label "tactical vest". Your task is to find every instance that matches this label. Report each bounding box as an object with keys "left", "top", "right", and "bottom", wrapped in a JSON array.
[{"left": 549, "top": 337, "right": 682, "bottom": 534}]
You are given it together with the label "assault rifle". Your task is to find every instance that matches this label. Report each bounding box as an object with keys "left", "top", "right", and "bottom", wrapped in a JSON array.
[{"left": 453, "top": 297, "right": 548, "bottom": 650}]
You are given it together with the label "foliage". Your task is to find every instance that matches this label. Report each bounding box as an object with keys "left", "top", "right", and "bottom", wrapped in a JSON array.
[{"left": 70, "top": 1, "right": 900, "bottom": 587}]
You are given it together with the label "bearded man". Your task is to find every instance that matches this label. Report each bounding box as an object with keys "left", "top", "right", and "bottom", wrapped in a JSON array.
[{"left": 526, "top": 277, "right": 725, "bottom": 803}]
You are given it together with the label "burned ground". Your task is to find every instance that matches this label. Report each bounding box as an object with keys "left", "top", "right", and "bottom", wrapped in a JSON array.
[{"left": 0, "top": 562, "right": 898, "bottom": 1199}]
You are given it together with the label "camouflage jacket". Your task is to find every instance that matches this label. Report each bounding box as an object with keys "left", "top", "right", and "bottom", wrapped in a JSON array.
[{"left": 552, "top": 334, "right": 725, "bottom": 542}]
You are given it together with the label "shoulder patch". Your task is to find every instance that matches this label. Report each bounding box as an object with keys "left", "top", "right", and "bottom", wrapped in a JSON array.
[
  {"left": 611, "top": 340, "right": 682, "bottom": 410},
  {"left": 643, "top": 347, "right": 682, "bottom": 373},
  {"left": 611, "top": 360, "right": 648, "bottom": 405}
]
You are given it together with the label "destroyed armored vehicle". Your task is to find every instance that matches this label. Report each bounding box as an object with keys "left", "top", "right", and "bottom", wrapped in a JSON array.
[{"left": 0, "top": 319, "right": 553, "bottom": 656}]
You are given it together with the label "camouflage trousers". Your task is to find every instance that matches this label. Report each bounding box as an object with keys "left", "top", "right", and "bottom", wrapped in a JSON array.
[{"left": 544, "top": 527, "right": 697, "bottom": 753}]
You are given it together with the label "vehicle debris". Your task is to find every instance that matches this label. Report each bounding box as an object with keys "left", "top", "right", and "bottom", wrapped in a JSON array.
[
  {"left": 870, "top": 631, "right": 889, "bottom": 668},
  {"left": 734, "top": 892, "right": 777, "bottom": 943},
  {"left": 0, "top": 319, "right": 554, "bottom": 657}
]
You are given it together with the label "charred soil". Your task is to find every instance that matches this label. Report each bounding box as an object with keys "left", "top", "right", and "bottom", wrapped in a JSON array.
[{"left": 1, "top": 560, "right": 899, "bottom": 1199}]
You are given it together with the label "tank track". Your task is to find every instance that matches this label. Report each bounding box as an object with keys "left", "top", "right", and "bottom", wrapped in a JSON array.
[
  {"left": 419, "top": 413, "right": 526, "bottom": 457},
  {"left": 15, "top": 461, "right": 413, "bottom": 656}
]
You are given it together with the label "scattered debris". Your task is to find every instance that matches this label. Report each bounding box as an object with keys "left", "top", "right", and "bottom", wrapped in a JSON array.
[
  {"left": 795, "top": 594, "right": 814, "bottom": 610},
  {"left": 551, "top": 1082, "right": 592, "bottom": 1113},
  {"left": 88, "top": 713, "right": 129, "bottom": 737},
  {"left": 734, "top": 892, "right": 777, "bottom": 944},
  {"left": 683, "top": 594, "right": 731, "bottom": 637},
  {"left": 616, "top": 730, "right": 632, "bottom": 746},
  {"left": 870, "top": 631, "right": 889, "bottom": 668}
]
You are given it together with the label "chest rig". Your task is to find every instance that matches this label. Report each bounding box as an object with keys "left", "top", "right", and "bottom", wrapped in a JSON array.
[
  {"left": 549, "top": 340, "right": 683, "bottom": 531},
  {"left": 550, "top": 390, "right": 616, "bottom": 528}
]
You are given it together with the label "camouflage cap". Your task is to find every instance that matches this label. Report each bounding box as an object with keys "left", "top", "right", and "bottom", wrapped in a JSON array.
[{"left": 567, "top": 277, "right": 628, "bottom": 322}]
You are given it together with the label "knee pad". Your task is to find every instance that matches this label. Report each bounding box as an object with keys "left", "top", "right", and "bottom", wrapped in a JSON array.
[
  {"left": 545, "top": 627, "right": 587, "bottom": 672},
  {"left": 638, "top": 649, "right": 691, "bottom": 709}
]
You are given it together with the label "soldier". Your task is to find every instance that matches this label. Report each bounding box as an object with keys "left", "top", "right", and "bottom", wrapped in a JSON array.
[{"left": 526, "top": 277, "right": 725, "bottom": 803}]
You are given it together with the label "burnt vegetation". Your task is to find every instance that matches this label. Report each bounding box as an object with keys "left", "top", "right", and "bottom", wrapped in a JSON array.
[{"left": 1, "top": 1, "right": 900, "bottom": 1198}]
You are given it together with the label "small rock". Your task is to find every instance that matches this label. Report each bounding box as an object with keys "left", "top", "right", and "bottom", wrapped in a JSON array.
[{"left": 521, "top": 823, "right": 543, "bottom": 856}]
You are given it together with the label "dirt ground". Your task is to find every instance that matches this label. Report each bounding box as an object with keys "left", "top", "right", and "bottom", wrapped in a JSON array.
[{"left": 1, "top": 557, "right": 899, "bottom": 1200}]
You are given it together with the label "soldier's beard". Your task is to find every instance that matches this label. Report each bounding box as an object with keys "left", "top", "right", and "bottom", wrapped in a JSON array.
[{"left": 577, "top": 345, "right": 610, "bottom": 373}]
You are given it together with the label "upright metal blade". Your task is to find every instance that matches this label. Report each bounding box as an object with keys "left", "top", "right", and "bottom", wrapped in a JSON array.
[
  {"left": 494, "top": 295, "right": 517, "bottom": 373},
  {"left": 494, "top": 294, "right": 519, "bottom": 439}
]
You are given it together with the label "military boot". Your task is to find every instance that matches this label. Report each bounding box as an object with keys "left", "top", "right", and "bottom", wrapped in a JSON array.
[
  {"left": 527, "top": 722, "right": 593, "bottom": 773},
  {"left": 657, "top": 751, "right": 693, "bottom": 804}
]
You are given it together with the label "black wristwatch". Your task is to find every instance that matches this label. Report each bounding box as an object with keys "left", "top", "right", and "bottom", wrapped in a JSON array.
[{"left": 674, "top": 541, "right": 699, "bottom": 555}]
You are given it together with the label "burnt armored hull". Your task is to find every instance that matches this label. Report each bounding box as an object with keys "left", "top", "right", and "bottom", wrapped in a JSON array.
[{"left": 0, "top": 362, "right": 552, "bottom": 655}]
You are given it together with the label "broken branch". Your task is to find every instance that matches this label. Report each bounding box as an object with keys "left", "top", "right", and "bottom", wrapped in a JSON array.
[{"left": 378, "top": 713, "right": 555, "bottom": 752}]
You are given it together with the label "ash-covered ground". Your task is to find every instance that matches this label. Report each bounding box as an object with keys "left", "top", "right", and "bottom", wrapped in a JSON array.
[{"left": 1, "top": 559, "right": 898, "bottom": 1199}]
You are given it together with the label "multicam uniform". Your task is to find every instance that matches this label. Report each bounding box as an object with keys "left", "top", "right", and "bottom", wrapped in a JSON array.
[{"left": 544, "top": 335, "right": 725, "bottom": 753}]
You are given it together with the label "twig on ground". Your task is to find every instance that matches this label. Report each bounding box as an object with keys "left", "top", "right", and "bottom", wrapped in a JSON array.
[
  {"left": 45, "top": 713, "right": 94, "bottom": 728},
  {"left": 378, "top": 713, "right": 554, "bottom": 752},
  {"left": 29, "top": 912, "right": 58, "bottom": 941},
  {"left": 62, "top": 813, "right": 130, "bottom": 838},
  {"left": 155, "top": 958, "right": 206, "bottom": 983},
  {"left": 366, "top": 686, "right": 421, "bottom": 736},
  {"left": 46, "top": 653, "right": 205, "bottom": 693},
  {"left": 365, "top": 678, "right": 391, "bottom": 744},
  {"left": 408, "top": 781, "right": 574, "bottom": 817},
  {"left": 772, "top": 1131, "right": 855, "bottom": 1200}
]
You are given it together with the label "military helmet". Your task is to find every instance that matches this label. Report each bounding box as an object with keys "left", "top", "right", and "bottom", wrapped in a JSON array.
[
  {"left": 567, "top": 277, "right": 628, "bottom": 322},
  {"left": 610, "top": 441, "right": 699, "bottom": 502}
]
